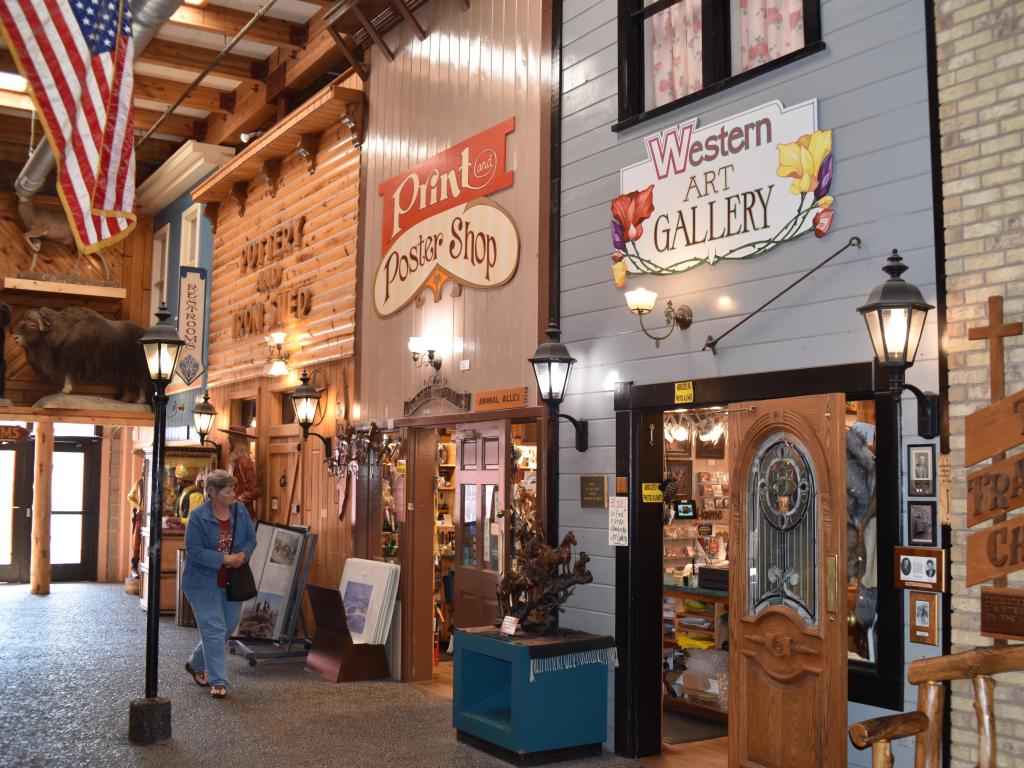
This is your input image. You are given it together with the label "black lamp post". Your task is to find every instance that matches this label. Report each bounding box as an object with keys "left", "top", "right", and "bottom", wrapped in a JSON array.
[
  {"left": 857, "top": 250, "right": 939, "bottom": 439},
  {"left": 529, "top": 321, "right": 588, "bottom": 452},
  {"left": 192, "top": 392, "right": 218, "bottom": 447},
  {"left": 129, "top": 302, "right": 184, "bottom": 744}
]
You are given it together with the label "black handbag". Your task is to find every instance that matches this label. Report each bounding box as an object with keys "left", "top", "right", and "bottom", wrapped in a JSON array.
[{"left": 225, "top": 505, "right": 257, "bottom": 602}]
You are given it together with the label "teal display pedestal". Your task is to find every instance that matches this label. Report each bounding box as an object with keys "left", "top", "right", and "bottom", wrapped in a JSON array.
[{"left": 453, "top": 627, "right": 616, "bottom": 765}]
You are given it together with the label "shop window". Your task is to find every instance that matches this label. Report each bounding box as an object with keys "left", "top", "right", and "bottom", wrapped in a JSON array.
[
  {"left": 617, "top": 0, "right": 823, "bottom": 126},
  {"left": 180, "top": 203, "right": 202, "bottom": 268}
]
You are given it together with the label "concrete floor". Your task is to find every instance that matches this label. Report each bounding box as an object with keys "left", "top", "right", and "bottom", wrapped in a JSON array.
[{"left": 0, "top": 583, "right": 639, "bottom": 768}]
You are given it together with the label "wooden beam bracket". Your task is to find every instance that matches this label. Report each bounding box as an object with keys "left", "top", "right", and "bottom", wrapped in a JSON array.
[
  {"left": 289, "top": 22, "right": 309, "bottom": 48},
  {"left": 340, "top": 102, "right": 363, "bottom": 149},
  {"left": 202, "top": 201, "right": 220, "bottom": 234},
  {"left": 327, "top": 27, "right": 368, "bottom": 81},
  {"left": 391, "top": 0, "right": 427, "bottom": 40},
  {"left": 298, "top": 132, "right": 322, "bottom": 175},
  {"left": 219, "top": 91, "right": 236, "bottom": 113},
  {"left": 352, "top": 5, "right": 395, "bottom": 61},
  {"left": 261, "top": 158, "right": 282, "bottom": 198},
  {"left": 230, "top": 181, "right": 249, "bottom": 217},
  {"left": 250, "top": 59, "right": 269, "bottom": 82}
]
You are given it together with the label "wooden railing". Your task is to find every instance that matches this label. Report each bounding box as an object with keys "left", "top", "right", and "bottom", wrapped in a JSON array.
[{"left": 849, "top": 645, "right": 1024, "bottom": 768}]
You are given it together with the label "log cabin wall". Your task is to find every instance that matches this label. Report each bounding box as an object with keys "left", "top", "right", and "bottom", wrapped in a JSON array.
[
  {"left": 0, "top": 193, "right": 153, "bottom": 406},
  {"left": 200, "top": 84, "right": 365, "bottom": 588},
  {"left": 356, "top": 1, "right": 547, "bottom": 421}
]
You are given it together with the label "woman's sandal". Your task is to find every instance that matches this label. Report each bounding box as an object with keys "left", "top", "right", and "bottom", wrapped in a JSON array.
[
  {"left": 185, "top": 662, "right": 209, "bottom": 687},
  {"left": 210, "top": 685, "right": 227, "bottom": 699}
]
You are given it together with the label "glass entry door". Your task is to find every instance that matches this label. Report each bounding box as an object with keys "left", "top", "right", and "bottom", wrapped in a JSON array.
[
  {"left": 453, "top": 420, "right": 509, "bottom": 628},
  {"left": 0, "top": 437, "right": 100, "bottom": 583}
]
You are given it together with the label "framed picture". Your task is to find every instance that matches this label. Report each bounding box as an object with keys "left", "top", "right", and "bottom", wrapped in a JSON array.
[
  {"left": 695, "top": 432, "right": 726, "bottom": 460},
  {"left": 894, "top": 546, "right": 945, "bottom": 593},
  {"left": 665, "top": 456, "right": 693, "bottom": 499},
  {"left": 909, "top": 591, "right": 938, "bottom": 646},
  {"left": 908, "top": 501, "right": 937, "bottom": 546},
  {"left": 907, "top": 444, "right": 936, "bottom": 497}
]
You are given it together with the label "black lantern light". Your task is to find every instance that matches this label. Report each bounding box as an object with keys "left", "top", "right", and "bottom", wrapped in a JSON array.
[
  {"left": 529, "top": 322, "right": 588, "bottom": 451},
  {"left": 857, "top": 250, "right": 939, "bottom": 439},
  {"left": 192, "top": 392, "right": 218, "bottom": 447},
  {"left": 129, "top": 301, "right": 185, "bottom": 744},
  {"left": 291, "top": 370, "right": 342, "bottom": 475}
]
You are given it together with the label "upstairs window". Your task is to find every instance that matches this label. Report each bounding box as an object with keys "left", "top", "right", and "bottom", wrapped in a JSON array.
[{"left": 619, "top": 0, "right": 823, "bottom": 127}]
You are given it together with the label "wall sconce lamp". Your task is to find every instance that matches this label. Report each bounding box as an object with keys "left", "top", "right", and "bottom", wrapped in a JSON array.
[
  {"left": 529, "top": 322, "right": 588, "bottom": 452},
  {"left": 192, "top": 392, "right": 219, "bottom": 448},
  {"left": 624, "top": 287, "right": 693, "bottom": 348},
  {"left": 408, "top": 336, "right": 442, "bottom": 371},
  {"left": 290, "top": 369, "right": 344, "bottom": 475},
  {"left": 857, "top": 249, "right": 939, "bottom": 439},
  {"left": 267, "top": 331, "right": 289, "bottom": 376}
]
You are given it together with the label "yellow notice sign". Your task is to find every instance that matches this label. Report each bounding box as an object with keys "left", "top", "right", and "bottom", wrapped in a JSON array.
[
  {"left": 674, "top": 381, "right": 694, "bottom": 404},
  {"left": 396, "top": 460, "right": 407, "bottom": 475},
  {"left": 642, "top": 483, "right": 663, "bottom": 503}
]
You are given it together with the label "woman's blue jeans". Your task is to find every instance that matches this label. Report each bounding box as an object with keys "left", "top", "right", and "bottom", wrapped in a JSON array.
[{"left": 185, "top": 587, "right": 244, "bottom": 687}]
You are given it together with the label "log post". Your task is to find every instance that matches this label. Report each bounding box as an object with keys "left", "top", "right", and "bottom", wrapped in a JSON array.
[
  {"left": 974, "top": 675, "right": 996, "bottom": 768},
  {"left": 871, "top": 741, "right": 893, "bottom": 768},
  {"left": 916, "top": 680, "right": 944, "bottom": 768},
  {"left": 30, "top": 422, "right": 53, "bottom": 595}
]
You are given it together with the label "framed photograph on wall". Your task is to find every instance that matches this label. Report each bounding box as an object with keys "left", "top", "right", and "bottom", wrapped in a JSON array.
[
  {"left": 907, "top": 444, "right": 936, "bottom": 497},
  {"left": 908, "top": 501, "right": 937, "bottom": 547},
  {"left": 695, "top": 432, "right": 726, "bottom": 460},
  {"left": 909, "top": 591, "right": 938, "bottom": 646},
  {"left": 894, "top": 546, "right": 945, "bottom": 593},
  {"left": 665, "top": 456, "right": 693, "bottom": 499}
]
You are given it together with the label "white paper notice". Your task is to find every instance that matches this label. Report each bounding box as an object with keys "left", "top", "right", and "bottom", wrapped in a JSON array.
[{"left": 609, "top": 496, "right": 628, "bottom": 547}]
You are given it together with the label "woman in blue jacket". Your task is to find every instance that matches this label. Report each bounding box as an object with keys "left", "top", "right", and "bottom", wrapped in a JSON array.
[{"left": 181, "top": 469, "right": 257, "bottom": 699}]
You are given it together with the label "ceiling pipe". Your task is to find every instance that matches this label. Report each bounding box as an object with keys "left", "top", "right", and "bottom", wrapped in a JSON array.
[{"left": 14, "top": 0, "right": 184, "bottom": 200}]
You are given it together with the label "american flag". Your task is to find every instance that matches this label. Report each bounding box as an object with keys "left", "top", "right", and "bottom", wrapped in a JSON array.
[{"left": 0, "top": 0, "right": 137, "bottom": 253}]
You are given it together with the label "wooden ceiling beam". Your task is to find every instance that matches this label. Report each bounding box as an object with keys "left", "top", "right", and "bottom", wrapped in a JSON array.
[
  {"left": 134, "top": 74, "right": 228, "bottom": 115},
  {"left": 0, "top": 116, "right": 179, "bottom": 165},
  {"left": 137, "top": 39, "right": 267, "bottom": 85},
  {"left": 167, "top": 5, "right": 306, "bottom": 49},
  {"left": 203, "top": 9, "right": 348, "bottom": 146},
  {"left": 133, "top": 107, "right": 202, "bottom": 139}
]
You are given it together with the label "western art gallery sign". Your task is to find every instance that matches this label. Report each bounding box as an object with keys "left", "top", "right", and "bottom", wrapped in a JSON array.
[
  {"left": 374, "top": 119, "right": 521, "bottom": 316},
  {"left": 610, "top": 100, "right": 834, "bottom": 288}
]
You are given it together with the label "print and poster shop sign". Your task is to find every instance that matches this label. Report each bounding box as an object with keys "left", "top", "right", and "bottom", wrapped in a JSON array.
[
  {"left": 610, "top": 99, "right": 835, "bottom": 288},
  {"left": 375, "top": 119, "right": 520, "bottom": 316}
]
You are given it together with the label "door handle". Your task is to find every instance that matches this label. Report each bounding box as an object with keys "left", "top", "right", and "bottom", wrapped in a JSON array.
[{"left": 826, "top": 554, "right": 838, "bottom": 617}]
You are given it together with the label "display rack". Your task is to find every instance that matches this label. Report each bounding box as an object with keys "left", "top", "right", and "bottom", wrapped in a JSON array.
[
  {"left": 303, "top": 584, "right": 390, "bottom": 683},
  {"left": 229, "top": 532, "right": 318, "bottom": 666}
]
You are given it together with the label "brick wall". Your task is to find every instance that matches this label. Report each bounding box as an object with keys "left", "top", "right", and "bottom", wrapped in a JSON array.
[{"left": 935, "top": 1, "right": 1024, "bottom": 764}]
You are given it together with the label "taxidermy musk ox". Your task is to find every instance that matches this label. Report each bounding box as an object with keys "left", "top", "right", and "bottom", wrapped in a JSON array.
[
  {"left": 0, "top": 302, "right": 10, "bottom": 399},
  {"left": 13, "top": 306, "right": 151, "bottom": 403}
]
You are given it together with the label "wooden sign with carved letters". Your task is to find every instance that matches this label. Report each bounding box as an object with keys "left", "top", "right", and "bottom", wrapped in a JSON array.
[
  {"left": 980, "top": 587, "right": 1024, "bottom": 641},
  {"left": 966, "top": 516, "right": 1024, "bottom": 587},
  {"left": 967, "top": 454, "right": 1024, "bottom": 528},
  {"left": 964, "top": 389, "right": 1024, "bottom": 468}
]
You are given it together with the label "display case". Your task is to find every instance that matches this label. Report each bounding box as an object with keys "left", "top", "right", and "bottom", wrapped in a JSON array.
[{"left": 138, "top": 445, "right": 218, "bottom": 613}]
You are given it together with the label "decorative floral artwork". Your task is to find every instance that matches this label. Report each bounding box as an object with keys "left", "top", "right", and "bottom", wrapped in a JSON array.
[{"left": 611, "top": 101, "right": 834, "bottom": 285}]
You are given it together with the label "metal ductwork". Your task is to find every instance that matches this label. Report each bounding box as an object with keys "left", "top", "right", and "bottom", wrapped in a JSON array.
[{"left": 14, "top": 0, "right": 184, "bottom": 199}]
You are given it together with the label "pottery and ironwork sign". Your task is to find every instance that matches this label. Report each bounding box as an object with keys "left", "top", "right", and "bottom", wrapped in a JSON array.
[
  {"left": 174, "top": 267, "right": 207, "bottom": 390},
  {"left": 375, "top": 119, "right": 520, "bottom": 316},
  {"left": 580, "top": 475, "right": 608, "bottom": 509},
  {"left": 981, "top": 587, "right": 1024, "bottom": 641},
  {"left": 403, "top": 382, "right": 471, "bottom": 416},
  {"left": 0, "top": 424, "right": 30, "bottom": 442},
  {"left": 474, "top": 386, "right": 528, "bottom": 412},
  {"left": 610, "top": 99, "right": 834, "bottom": 288}
]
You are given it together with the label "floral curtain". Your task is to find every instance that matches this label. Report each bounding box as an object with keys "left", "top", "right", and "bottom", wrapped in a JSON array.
[
  {"left": 648, "top": 0, "right": 703, "bottom": 108},
  {"left": 736, "top": 0, "right": 805, "bottom": 73}
]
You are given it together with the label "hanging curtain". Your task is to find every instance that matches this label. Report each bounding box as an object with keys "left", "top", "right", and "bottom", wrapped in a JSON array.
[
  {"left": 736, "top": 0, "right": 805, "bottom": 73},
  {"left": 648, "top": 0, "right": 703, "bottom": 107}
]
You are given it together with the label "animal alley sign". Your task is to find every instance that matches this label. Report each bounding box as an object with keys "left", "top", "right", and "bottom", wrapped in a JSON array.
[
  {"left": 374, "top": 118, "right": 520, "bottom": 316},
  {"left": 610, "top": 100, "right": 834, "bottom": 287}
]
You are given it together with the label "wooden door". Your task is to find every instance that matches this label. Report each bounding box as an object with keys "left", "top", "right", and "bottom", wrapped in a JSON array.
[
  {"left": 0, "top": 442, "right": 32, "bottom": 582},
  {"left": 453, "top": 420, "right": 509, "bottom": 628},
  {"left": 728, "top": 394, "right": 847, "bottom": 768}
]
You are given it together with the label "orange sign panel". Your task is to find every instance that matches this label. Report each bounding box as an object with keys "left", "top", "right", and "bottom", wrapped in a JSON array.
[
  {"left": 474, "top": 387, "right": 528, "bottom": 412},
  {"left": 964, "top": 389, "right": 1024, "bottom": 467},
  {"left": 0, "top": 425, "right": 29, "bottom": 442}
]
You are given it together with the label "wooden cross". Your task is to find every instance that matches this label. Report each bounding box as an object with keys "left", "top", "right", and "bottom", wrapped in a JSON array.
[{"left": 967, "top": 296, "right": 1024, "bottom": 638}]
